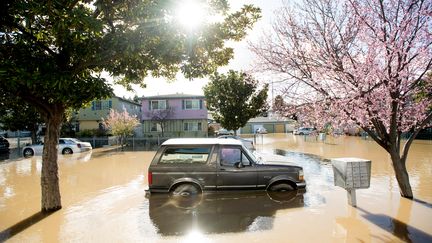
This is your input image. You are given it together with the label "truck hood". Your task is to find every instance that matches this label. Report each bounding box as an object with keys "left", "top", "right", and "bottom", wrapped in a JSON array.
[
  {"left": 253, "top": 152, "right": 301, "bottom": 168},
  {"left": 261, "top": 160, "right": 300, "bottom": 167}
]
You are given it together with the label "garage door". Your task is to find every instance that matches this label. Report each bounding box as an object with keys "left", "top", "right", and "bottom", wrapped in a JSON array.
[{"left": 275, "top": 124, "right": 285, "bottom": 133}]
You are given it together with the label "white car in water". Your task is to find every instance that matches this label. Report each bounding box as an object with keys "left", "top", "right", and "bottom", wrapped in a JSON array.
[
  {"left": 217, "top": 135, "right": 254, "bottom": 151},
  {"left": 22, "top": 138, "right": 92, "bottom": 157}
]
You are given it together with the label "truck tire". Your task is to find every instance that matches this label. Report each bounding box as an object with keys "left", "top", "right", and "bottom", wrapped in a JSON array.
[
  {"left": 269, "top": 183, "right": 295, "bottom": 192},
  {"left": 171, "top": 183, "right": 200, "bottom": 197}
]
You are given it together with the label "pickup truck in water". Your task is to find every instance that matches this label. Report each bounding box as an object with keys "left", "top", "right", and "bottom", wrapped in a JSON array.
[{"left": 147, "top": 138, "right": 306, "bottom": 196}]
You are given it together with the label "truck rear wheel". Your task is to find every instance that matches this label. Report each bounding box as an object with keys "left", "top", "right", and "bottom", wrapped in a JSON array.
[
  {"left": 170, "top": 183, "right": 202, "bottom": 209},
  {"left": 171, "top": 183, "right": 200, "bottom": 197},
  {"left": 269, "top": 183, "right": 295, "bottom": 192}
]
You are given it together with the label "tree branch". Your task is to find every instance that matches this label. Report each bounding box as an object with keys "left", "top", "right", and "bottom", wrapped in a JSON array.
[{"left": 402, "top": 111, "right": 432, "bottom": 162}]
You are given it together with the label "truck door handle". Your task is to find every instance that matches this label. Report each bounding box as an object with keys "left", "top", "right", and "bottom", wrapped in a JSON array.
[{"left": 220, "top": 168, "right": 226, "bottom": 171}]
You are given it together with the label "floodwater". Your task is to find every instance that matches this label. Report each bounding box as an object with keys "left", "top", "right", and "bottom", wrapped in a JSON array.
[{"left": 0, "top": 134, "right": 431, "bottom": 242}]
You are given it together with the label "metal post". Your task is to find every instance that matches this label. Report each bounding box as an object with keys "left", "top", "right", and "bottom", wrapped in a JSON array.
[
  {"left": 93, "top": 136, "right": 96, "bottom": 148},
  {"left": 17, "top": 136, "right": 21, "bottom": 155},
  {"left": 347, "top": 189, "right": 357, "bottom": 207}
]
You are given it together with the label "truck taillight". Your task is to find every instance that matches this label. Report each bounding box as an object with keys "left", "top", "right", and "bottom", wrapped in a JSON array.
[
  {"left": 148, "top": 172, "right": 152, "bottom": 185},
  {"left": 299, "top": 170, "right": 304, "bottom": 181}
]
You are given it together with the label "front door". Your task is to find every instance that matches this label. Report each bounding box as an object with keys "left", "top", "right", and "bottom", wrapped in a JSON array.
[{"left": 217, "top": 145, "right": 257, "bottom": 189}]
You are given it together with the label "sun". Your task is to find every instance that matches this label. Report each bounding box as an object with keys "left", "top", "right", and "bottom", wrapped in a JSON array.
[{"left": 176, "top": 0, "right": 207, "bottom": 30}]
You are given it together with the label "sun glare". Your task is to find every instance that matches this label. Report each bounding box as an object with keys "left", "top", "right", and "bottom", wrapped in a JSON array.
[{"left": 176, "top": 0, "right": 207, "bottom": 30}]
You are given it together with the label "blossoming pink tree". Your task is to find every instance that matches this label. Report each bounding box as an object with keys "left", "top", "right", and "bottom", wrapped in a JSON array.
[
  {"left": 251, "top": 0, "right": 432, "bottom": 198},
  {"left": 103, "top": 109, "right": 140, "bottom": 150}
]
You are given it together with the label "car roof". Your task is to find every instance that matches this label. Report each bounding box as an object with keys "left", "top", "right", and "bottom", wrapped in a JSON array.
[{"left": 162, "top": 138, "right": 243, "bottom": 146}]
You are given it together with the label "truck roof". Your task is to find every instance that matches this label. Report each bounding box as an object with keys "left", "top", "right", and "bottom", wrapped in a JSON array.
[{"left": 162, "top": 138, "right": 243, "bottom": 146}]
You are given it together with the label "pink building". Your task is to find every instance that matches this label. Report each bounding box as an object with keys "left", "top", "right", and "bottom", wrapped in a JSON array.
[{"left": 141, "top": 94, "right": 208, "bottom": 137}]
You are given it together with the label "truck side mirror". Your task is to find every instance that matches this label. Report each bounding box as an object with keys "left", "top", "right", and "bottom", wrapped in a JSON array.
[{"left": 234, "top": 162, "right": 244, "bottom": 168}]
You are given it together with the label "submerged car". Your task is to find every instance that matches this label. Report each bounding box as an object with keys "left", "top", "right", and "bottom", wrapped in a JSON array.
[
  {"left": 147, "top": 138, "right": 305, "bottom": 195},
  {"left": 217, "top": 135, "right": 254, "bottom": 150},
  {"left": 293, "top": 127, "right": 316, "bottom": 135},
  {"left": 216, "top": 128, "right": 234, "bottom": 136},
  {"left": 22, "top": 138, "right": 92, "bottom": 157},
  {"left": 0, "top": 136, "right": 9, "bottom": 153},
  {"left": 256, "top": 127, "right": 268, "bottom": 134}
]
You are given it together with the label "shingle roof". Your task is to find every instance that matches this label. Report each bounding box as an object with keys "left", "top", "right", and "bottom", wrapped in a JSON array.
[{"left": 143, "top": 94, "right": 205, "bottom": 99}]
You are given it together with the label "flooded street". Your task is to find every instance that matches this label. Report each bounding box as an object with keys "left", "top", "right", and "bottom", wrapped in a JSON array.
[{"left": 1, "top": 134, "right": 431, "bottom": 242}]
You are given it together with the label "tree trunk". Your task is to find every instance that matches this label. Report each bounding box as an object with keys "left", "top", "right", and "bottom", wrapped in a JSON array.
[
  {"left": 31, "top": 130, "right": 37, "bottom": 145},
  {"left": 389, "top": 148, "right": 413, "bottom": 199},
  {"left": 41, "top": 110, "right": 63, "bottom": 212}
]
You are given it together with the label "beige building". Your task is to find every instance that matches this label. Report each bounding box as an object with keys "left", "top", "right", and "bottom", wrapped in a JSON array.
[{"left": 75, "top": 97, "right": 141, "bottom": 131}]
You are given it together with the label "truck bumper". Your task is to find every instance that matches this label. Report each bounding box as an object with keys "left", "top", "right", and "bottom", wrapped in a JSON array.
[{"left": 296, "top": 181, "right": 307, "bottom": 189}]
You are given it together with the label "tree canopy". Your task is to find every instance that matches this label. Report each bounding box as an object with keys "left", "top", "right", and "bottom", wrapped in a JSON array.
[
  {"left": 251, "top": 0, "right": 431, "bottom": 198},
  {"left": 0, "top": 0, "right": 261, "bottom": 211},
  {"left": 103, "top": 108, "right": 139, "bottom": 150},
  {"left": 0, "top": 94, "right": 43, "bottom": 143},
  {"left": 204, "top": 70, "right": 268, "bottom": 133}
]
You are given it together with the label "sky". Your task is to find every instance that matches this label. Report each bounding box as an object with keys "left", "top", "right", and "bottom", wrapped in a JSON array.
[{"left": 113, "top": 0, "right": 285, "bottom": 99}]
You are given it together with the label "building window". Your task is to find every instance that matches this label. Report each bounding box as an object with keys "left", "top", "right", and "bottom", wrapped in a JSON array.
[
  {"left": 151, "top": 100, "right": 167, "bottom": 110},
  {"left": 184, "top": 99, "right": 201, "bottom": 110},
  {"left": 92, "top": 100, "right": 111, "bottom": 110},
  {"left": 95, "top": 101, "right": 102, "bottom": 110},
  {"left": 102, "top": 101, "right": 111, "bottom": 109},
  {"left": 151, "top": 123, "right": 162, "bottom": 132},
  {"left": 184, "top": 122, "right": 202, "bottom": 131}
]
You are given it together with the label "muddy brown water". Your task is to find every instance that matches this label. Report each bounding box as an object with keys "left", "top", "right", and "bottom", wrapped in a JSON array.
[{"left": 0, "top": 134, "right": 431, "bottom": 242}]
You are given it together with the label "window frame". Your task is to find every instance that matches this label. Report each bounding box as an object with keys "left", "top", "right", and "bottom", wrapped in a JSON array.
[
  {"left": 219, "top": 145, "right": 253, "bottom": 167},
  {"left": 151, "top": 100, "right": 167, "bottom": 110},
  {"left": 158, "top": 145, "right": 213, "bottom": 164},
  {"left": 184, "top": 99, "right": 200, "bottom": 110},
  {"left": 184, "top": 122, "right": 202, "bottom": 131}
]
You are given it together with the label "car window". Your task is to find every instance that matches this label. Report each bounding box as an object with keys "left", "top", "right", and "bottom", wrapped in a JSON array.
[
  {"left": 159, "top": 147, "right": 211, "bottom": 164},
  {"left": 220, "top": 147, "right": 251, "bottom": 166},
  {"left": 59, "top": 139, "right": 65, "bottom": 144},
  {"left": 241, "top": 152, "right": 251, "bottom": 166}
]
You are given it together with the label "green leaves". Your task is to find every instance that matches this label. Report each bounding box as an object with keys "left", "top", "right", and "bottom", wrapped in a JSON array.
[
  {"left": 0, "top": 0, "right": 260, "bottom": 117},
  {"left": 204, "top": 70, "right": 268, "bottom": 131}
]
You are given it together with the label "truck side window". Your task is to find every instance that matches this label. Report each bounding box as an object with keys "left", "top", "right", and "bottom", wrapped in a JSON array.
[
  {"left": 241, "top": 152, "right": 251, "bottom": 166},
  {"left": 220, "top": 147, "right": 241, "bottom": 166},
  {"left": 220, "top": 147, "right": 251, "bottom": 166}
]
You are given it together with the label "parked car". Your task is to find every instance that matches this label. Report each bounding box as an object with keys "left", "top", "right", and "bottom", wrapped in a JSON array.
[
  {"left": 22, "top": 138, "right": 92, "bottom": 157},
  {"left": 0, "top": 136, "right": 10, "bottom": 153},
  {"left": 256, "top": 127, "right": 268, "bottom": 134},
  {"left": 216, "top": 128, "right": 234, "bottom": 136},
  {"left": 293, "top": 127, "right": 316, "bottom": 135},
  {"left": 147, "top": 138, "right": 305, "bottom": 195},
  {"left": 217, "top": 135, "right": 254, "bottom": 150}
]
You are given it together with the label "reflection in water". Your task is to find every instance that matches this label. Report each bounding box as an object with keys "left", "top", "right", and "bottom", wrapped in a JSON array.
[
  {"left": 0, "top": 135, "right": 431, "bottom": 242},
  {"left": 334, "top": 207, "right": 371, "bottom": 242},
  {"left": 358, "top": 200, "right": 432, "bottom": 243},
  {"left": 148, "top": 190, "right": 305, "bottom": 236},
  {"left": 272, "top": 149, "right": 331, "bottom": 207},
  {"left": 0, "top": 211, "right": 54, "bottom": 241}
]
